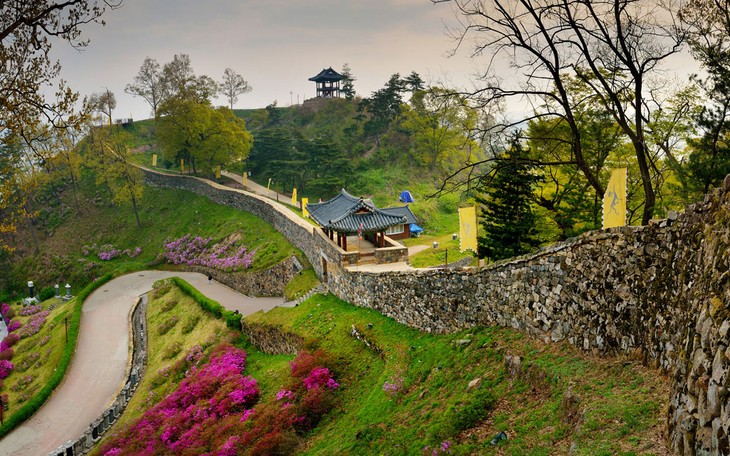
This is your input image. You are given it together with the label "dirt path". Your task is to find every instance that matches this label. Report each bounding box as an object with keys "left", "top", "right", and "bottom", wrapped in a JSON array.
[{"left": 0, "top": 271, "right": 284, "bottom": 455}]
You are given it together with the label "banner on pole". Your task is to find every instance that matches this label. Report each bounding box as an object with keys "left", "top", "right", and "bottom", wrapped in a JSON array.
[
  {"left": 152, "top": 154, "right": 157, "bottom": 167},
  {"left": 242, "top": 171, "right": 248, "bottom": 187},
  {"left": 267, "top": 178, "right": 271, "bottom": 195},
  {"left": 181, "top": 159, "right": 184, "bottom": 173},
  {"left": 602, "top": 168, "right": 627, "bottom": 229},
  {"left": 215, "top": 165, "right": 221, "bottom": 179},
  {"left": 291, "top": 188, "right": 297, "bottom": 206},
  {"left": 302, "top": 198, "right": 309, "bottom": 218},
  {"left": 459, "top": 206, "right": 478, "bottom": 253}
]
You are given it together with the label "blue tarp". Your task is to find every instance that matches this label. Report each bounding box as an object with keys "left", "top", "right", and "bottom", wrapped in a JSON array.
[
  {"left": 399, "top": 190, "right": 415, "bottom": 203},
  {"left": 410, "top": 223, "right": 423, "bottom": 236}
]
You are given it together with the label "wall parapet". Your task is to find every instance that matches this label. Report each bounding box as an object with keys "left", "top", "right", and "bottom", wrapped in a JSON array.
[{"left": 142, "top": 166, "right": 730, "bottom": 455}]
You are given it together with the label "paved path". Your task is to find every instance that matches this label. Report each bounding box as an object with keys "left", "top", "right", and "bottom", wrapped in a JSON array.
[
  {"left": 222, "top": 170, "right": 290, "bottom": 203},
  {"left": 0, "top": 271, "right": 284, "bottom": 455}
]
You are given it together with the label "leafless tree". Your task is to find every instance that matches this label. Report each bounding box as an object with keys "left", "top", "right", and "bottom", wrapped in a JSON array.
[
  {"left": 125, "top": 57, "right": 166, "bottom": 118},
  {"left": 434, "top": 0, "right": 687, "bottom": 224},
  {"left": 219, "top": 68, "right": 252, "bottom": 109}
]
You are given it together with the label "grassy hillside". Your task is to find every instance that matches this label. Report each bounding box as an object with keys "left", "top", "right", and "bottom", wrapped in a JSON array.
[
  {"left": 242, "top": 294, "right": 668, "bottom": 455},
  {"left": 2, "top": 171, "right": 307, "bottom": 298}
]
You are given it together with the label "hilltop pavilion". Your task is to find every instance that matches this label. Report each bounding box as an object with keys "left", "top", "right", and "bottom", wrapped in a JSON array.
[{"left": 308, "top": 67, "right": 344, "bottom": 98}]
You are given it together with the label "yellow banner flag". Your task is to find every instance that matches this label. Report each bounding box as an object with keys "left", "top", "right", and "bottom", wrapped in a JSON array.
[
  {"left": 302, "top": 198, "right": 309, "bottom": 218},
  {"left": 242, "top": 171, "right": 248, "bottom": 187},
  {"left": 602, "top": 168, "right": 627, "bottom": 229},
  {"left": 180, "top": 159, "right": 185, "bottom": 173},
  {"left": 215, "top": 165, "right": 221, "bottom": 179},
  {"left": 459, "top": 206, "right": 478, "bottom": 253},
  {"left": 291, "top": 188, "right": 298, "bottom": 206},
  {"left": 267, "top": 178, "right": 271, "bottom": 195},
  {"left": 152, "top": 154, "right": 157, "bottom": 167}
]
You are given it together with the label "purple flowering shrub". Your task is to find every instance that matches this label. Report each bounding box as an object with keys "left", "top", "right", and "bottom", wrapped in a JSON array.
[
  {"left": 0, "top": 333, "right": 19, "bottom": 351},
  {"left": 98, "top": 344, "right": 260, "bottom": 456},
  {"left": 101, "top": 346, "right": 341, "bottom": 456},
  {"left": 1, "top": 303, "right": 14, "bottom": 321},
  {"left": 162, "top": 235, "right": 255, "bottom": 272},
  {"left": 19, "top": 305, "right": 42, "bottom": 316},
  {"left": 6, "top": 320, "right": 20, "bottom": 332},
  {"left": 17, "top": 311, "right": 50, "bottom": 338},
  {"left": 89, "top": 244, "right": 142, "bottom": 261},
  {"left": 0, "top": 360, "right": 14, "bottom": 379}
]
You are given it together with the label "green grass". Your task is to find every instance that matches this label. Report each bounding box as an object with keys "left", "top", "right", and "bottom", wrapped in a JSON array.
[
  {"left": 240, "top": 294, "right": 668, "bottom": 455},
  {"left": 407, "top": 234, "right": 476, "bottom": 268},
  {"left": 283, "top": 268, "right": 320, "bottom": 301}
]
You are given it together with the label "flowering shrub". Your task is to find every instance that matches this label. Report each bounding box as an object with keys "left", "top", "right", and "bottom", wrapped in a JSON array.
[
  {"left": 17, "top": 311, "right": 50, "bottom": 338},
  {"left": 303, "top": 367, "right": 339, "bottom": 390},
  {"left": 383, "top": 370, "right": 405, "bottom": 397},
  {"left": 0, "top": 303, "right": 13, "bottom": 321},
  {"left": 0, "top": 360, "right": 14, "bottom": 379},
  {"left": 0, "top": 333, "right": 19, "bottom": 351},
  {"left": 162, "top": 235, "right": 255, "bottom": 272},
  {"left": 10, "top": 375, "right": 35, "bottom": 391},
  {"left": 98, "top": 344, "right": 259, "bottom": 456},
  {"left": 19, "top": 305, "right": 42, "bottom": 316},
  {"left": 423, "top": 441, "right": 453, "bottom": 455},
  {"left": 0, "top": 349, "right": 13, "bottom": 361},
  {"left": 6, "top": 320, "right": 20, "bottom": 332},
  {"left": 15, "top": 352, "right": 41, "bottom": 372},
  {"left": 39, "top": 335, "right": 50, "bottom": 346},
  {"left": 157, "top": 315, "right": 179, "bottom": 335},
  {"left": 94, "top": 244, "right": 142, "bottom": 261}
]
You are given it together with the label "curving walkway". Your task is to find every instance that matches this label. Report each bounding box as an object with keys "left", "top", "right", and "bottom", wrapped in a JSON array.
[{"left": 0, "top": 271, "right": 284, "bottom": 455}]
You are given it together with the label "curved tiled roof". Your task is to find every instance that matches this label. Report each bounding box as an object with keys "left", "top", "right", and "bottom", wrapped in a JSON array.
[
  {"left": 306, "top": 189, "right": 407, "bottom": 233},
  {"left": 308, "top": 67, "right": 344, "bottom": 82},
  {"left": 379, "top": 205, "right": 418, "bottom": 225}
]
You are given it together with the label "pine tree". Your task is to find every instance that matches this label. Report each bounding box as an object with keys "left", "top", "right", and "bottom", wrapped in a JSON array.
[{"left": 477, "top": 136, "right": 542, "bottom": 261}]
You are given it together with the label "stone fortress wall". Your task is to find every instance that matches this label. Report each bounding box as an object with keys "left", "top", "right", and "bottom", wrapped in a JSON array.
[{"left": 143, "top": 167, "right": 730, "bottom": 455}]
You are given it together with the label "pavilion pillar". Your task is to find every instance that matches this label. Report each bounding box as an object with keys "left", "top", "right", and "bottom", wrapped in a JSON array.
[
  {"left": 380, "top": 232, "right": 385, "bottom": 247},
  {"left": 342, "top": 234, "right": 347, "bottom": 251}
]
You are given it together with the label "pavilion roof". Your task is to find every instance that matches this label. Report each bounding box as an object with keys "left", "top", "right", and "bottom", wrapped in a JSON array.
[
  {"left": 308, "top": 67, "right": 344, "bottom": 82},
  {"left": 306, "top": 189, "right": 407, "bottom": 234},
  {"left": 380, "top": 205, "right": 418, "bottom": 225}
]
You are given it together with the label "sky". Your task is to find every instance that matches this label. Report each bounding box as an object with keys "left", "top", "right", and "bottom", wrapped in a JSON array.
[{"left": 50, "top": 0, "right": 483, "bottom": 121}]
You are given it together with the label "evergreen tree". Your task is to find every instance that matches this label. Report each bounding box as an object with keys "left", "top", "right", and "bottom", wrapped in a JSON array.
[
  {"left": 341, "top": 63, "right": 356, "bottom": 101},
  {"left": 477, "top": 136, "right": 542, "bottom": 261}
]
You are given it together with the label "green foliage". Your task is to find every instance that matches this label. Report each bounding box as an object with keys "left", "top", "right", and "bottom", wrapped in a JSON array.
[
  {"left": 171, "top": 277, "right": 241, "bottom": 330},
  {"left": 478, "top": 136, "right": 542, "bottom": 260},
  {"left": 157, "top": 99, "right": 252, "bottom": 177},
  {"left": 37, "top": 287, "right": 55, "bottom": 302}
]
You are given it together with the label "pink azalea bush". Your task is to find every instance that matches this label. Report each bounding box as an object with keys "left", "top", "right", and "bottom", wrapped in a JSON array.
[
  {"left": 6, "top": 320, "right": 20, "bottom": 332},
  {"left": 98, "top": 344, "right": 260, "bottom": 456},
  {"left": 0, "top": 360, "right": 14, "bottom": 379},
  {"left": 17, "top": 311, "right": 50, "bottom": 338},
  {"left": 89, "top": 244, "right": 142, "bottom": 261},
  {"left": 0, "top": 333, "right": 19, "bottom": 351},
  {"left": 162, "top": 235, "right": 255, "bottom": 272},
  {"left": 101, "top": 346, "right": 342, "bottom": 456},
  {"left": 18, "top": 305, "right": 42, "bottom": 316},
  {"left": 0, "top": 303, "right": 13, "bottom": 321}
]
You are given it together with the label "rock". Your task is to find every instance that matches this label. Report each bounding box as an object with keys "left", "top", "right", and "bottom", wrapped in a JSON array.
[
  {"left": 453, "top": 339, "right": 472, "bottom": 346},
  {"left": 467, "top": 378, "right": 481, "bottom": 390}
]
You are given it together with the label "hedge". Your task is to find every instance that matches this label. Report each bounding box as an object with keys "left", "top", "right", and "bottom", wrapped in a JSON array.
[
  {"left": 0, "top": 273, "right": 113, "bottom": 437},
  {"left": 170, "top": 277, "right": 243, "bottom": 330}
]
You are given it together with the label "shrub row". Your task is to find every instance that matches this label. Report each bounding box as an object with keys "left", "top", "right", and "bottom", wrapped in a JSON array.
[
  {"left": 0, "top": 274, "right": 113, "bottom": 437},
  {"left": 170, "top": 277, "right": 242, "bottom": 330}
]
